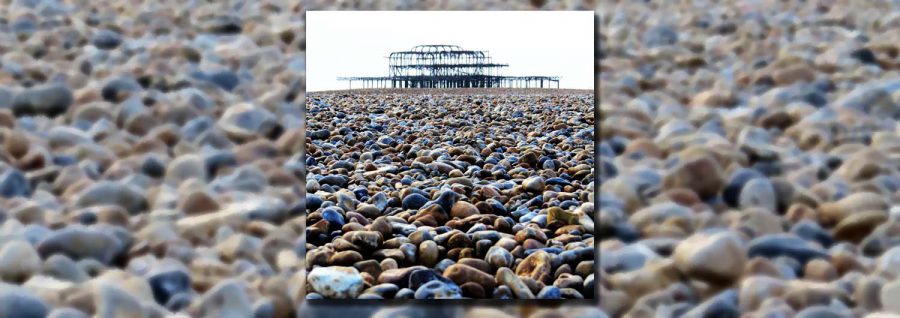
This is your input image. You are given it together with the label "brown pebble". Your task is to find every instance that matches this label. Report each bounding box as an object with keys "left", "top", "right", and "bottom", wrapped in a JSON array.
[
  {"left": 450, "top": 201, "right": 479, "bottom": 219},
  {"left": 443, "top": 264, "right": 496, "bottom": 291},
  {"left": 515, "top": 250, "right": 553, "bottom": 285},
  {"left": 459, "top": 282, "right": 485, "bottom": 298},
  {"left": 803, "top": 259, "right": 838, "bottom": 282}
]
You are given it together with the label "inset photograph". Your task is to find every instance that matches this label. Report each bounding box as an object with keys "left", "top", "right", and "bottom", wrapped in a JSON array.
[{"left": 304, "top": 11, "right": 595, "bottom": 300}]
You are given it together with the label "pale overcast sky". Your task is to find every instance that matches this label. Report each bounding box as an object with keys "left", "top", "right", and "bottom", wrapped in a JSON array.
[{"left": 306, "top": 11, "right": 594, "bottom": 92}]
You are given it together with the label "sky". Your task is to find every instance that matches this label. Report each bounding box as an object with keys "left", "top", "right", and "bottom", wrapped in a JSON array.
[{"left": 306, "top": 11, "right": 594, "bottom": 92}]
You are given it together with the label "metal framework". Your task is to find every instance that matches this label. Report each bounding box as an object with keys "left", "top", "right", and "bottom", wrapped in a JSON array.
[{"left": 338, "top": 45, "right": 559, "bottom": 89}]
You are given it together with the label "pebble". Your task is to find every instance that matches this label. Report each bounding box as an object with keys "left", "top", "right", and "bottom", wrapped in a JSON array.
[
  {"left": 414, "top": 280, "right": 462, "bottom": 299},
  {"left": 146, "top": 264, "right": 191, "bottom": 306},
  {"left": 196, "top": 279, "right": 253, "bottom": 317},
  {"left": 91, "top": 29, "right": 123, "bottom": 50},
  {"left": 95, "top": 283, "right": 145, "bottom": 318},
  {"left": 418, "top": 241, "right": 439, "bottom": 268},
  {"left": 0, "top": 169, "right": 30, "bottom": 198},
  {"left": 485, "top": 246, "right": 514, "bottom": 270},
  {"left": 402, "top": 193, "right": 429, "bottom": 210},
  {"left": 515, "top": 250, "right": 553, "bottom": 285},
  {"left": 443, "top": 264, "right": 496, "bottom": 292},
  {"left": 0, "top": 241, "right": 41, "bottom": 283},
  {"left": 662, "top": 155, "right": 724, "bottom": 199},
  {"left": 307, "top": 266, "right": 365, "bottom": 299},
  {"left": 0, "top": 282, "right": 50, "bottom": 318},
  {"left": 36, "top": 226, "right": 122, "bottom": 264},
  {"left": 11, "top": 84, "right": 73, "bottom": 117},
  {"left": 673, "top": 231, "right": 746, "bottom": 284},
  {"left": 218, "top": 103, "right": 278, "bottom": 141},
  {"left": 73, "top": 181, "right": 148, "bottom": 214},
  {"left": 496, "top": 267, "right": 534, "bottom": 299},
  {"left": 747, "top": 234, "right": 830, "bottom": 266}
]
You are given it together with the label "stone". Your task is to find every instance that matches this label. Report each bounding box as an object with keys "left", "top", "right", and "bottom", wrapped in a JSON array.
[
  {"left": 403, "top": 193, "right": 428, "bottom": 210},
  {"left": 547, "top": 207, "right": 581, "bottom": 226},
  {"left": 37, "top": 226, "right": 121, "bottom": 264},
  {"left": 140, "top": 156, "right": 166, "bottom": 178},
  {"left": 0, "top": 168, "right": 30, "bottom": 198},
  {"left": 252, "top": 298, "right": 275, "bottom": 318},
  {"left": 343, "top": 231, "right": 383, "bottom": 251},
  {"left": 804, "top": 259, "right": 837, "bottom": 281},
  {"left": 95, "top": 283, "right": 144, "bottom": 318},
  {"left": 91, "top": 29, "right": 123, "bottom": 50},
  {"left": 832, "top": 210, "right": 888, "bottom": 244},
  {"left": 818, "top": 192, "right": 889, "bottom": 227},
  {"left": 0, "top": 240, "right": 41, "bottom": 282},
  {"left": 682, "top": 289, "right": 740, "bottom": 318},
  {"left": 307, "top": 266, "right": 365, "bottom": 299},
  {"left": 0, "top": 283, "right": 51, "bottom": 318},
  {"left": 740, "top": 207, "right": 784, "bottom": 235},
  {"left": 882, "top": 279, "right": 900, "bottom": 313},
  {"left": 329, "top": 251, "right": 364, "bottom": 266},
  {"left": 12, "top": 84, "right": 73, "bottom": 117},
  {"left": 178, "top": 190, "right": 220, "bottom": 215},
  {"left": 216, "top": 234, "right": 261, "bottom": 262},
  {"left": 514, "top": 223, "right": 547, "bottom": 244},
  {"left": 748, "top": 234, "right": 829, "bottom": 266},
  {"left": 321, "top": 209, "right": 345, "bottom": 232},
  {"left": 202, "top": 15, "right": 243, "bottom": 34},
  {"left": 773, "top": 65, "right": 815, "bottom": 86},
  {"left": 523, "top": 176, "right": 545, "bottom": 192},
  {"left": 496, "top": 267, "right": 534, "bottom": 299},
  {"left": 876, "top": 247, "right": 900, "bottom": 277},
  {"left": 101, "top": 78, "right": 142, "bottom": 102},
  {"left": 692, "top": 89, "right": 737, "bottom": 107},
  {"left": 450, "top": 201, "right": 479, "bottom": 219},
  {"left": 642, "top": 25, "right": 678, "bottom": 47},
  {"left": 537, "top": 285, "right": 562, "bottom": 299},
  {"left": 516, "top": 250, "right": 553, "bottom": 285},
  {"left": 218, "top": 103, "right": 278, "bottom": 140},
  {"left": 74, "top": 181, "right": 148, "bottom": 214},
  {"left": 42, "top": 254, "right": 90, "bottom": 283},
  {"left": 319, "top": 175, "right": 348, "bottom": 187},
  {"left": 739, "top": 275, "right": 787, "bottom": 312},
  {"left": 414, "top": 280, "right": 462, "bottom": 299},
  {"left": 485, "top": 246, "right": 514, "bottom": 270},
  {"left": 662, "top": 155, "right": 724, "bottom": 199},
  {"left": 196, "top": 279, "right": 253, "bottom": 317},
  {"left": 147, "top": 265, "right": 191, "bottom": 305},
  {"left": 166, "top": 292, "right": 192, "bottom": 312},
  {"left": 419, "top": 241, "right": 439, "bottom": 268},
  {"left": 559, "top": 247, "right": 593, "bottom": 265},
  {"left": 628, "top": 202, "right": 692, "bottom": 231},
  {"left": 673, "top": 231, "right": 746, "bottom": 285},
  {"left": 47, "top": 308, "right": 89, "bottom": 318},
  {"left": 407, "top": 269, "right": 449, "bottom": 291},
  {"left": 165, "top": 154, "right": 208, "bottom": 185},
  {"left": 739, "top": 178, "right": 777, "bottom": 212},
  {"left": 203, "top": 70, "right": 241, "bottom": 92},
  {"left": 443, "top": 264, "right": 496, "bottom": 291},
  {"left": 363, "top": 284, "right": 399, "bottom": 298}
]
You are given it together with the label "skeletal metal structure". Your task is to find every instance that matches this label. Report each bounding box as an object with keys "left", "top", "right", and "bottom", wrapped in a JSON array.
[{"left": 338, "top": 45, "right": 560, "bottom": 89}]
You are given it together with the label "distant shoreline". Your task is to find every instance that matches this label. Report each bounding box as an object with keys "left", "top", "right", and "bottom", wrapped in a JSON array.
[{"left": 307, "top": 88, "right": 595, "bottom": 96}]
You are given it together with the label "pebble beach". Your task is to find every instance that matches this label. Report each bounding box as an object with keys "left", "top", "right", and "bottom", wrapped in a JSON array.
[
  {"left": 600, "top": 0, "right": 900, "bottom": 317},
  {"left": 0, "top": 0, "right": 304, "bottom": 317},
  {"left": 304, "top": 89, "right": 596, "bottom": 300}
]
